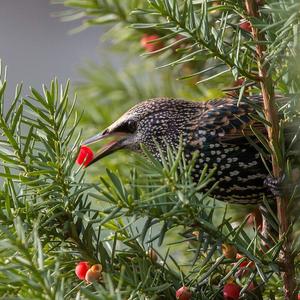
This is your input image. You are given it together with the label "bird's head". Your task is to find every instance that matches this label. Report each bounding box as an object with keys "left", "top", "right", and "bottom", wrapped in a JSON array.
[{"left": 82, "top": 98, "right": 196, "bottom": 167}]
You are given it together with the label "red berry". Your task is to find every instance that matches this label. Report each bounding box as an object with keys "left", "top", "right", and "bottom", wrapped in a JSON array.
[
  {"left": 76, "top": 145, "right": 94, "bottom": 167},
  {"left": 85, "top": 263, "right": 103, "bottom": 283},
  {"left": 140, "top": 34, "right": 163, "bottom": 52},
  {"left": 236, "top": 253, "right": 255, "bottom": 269},
  {"left": 297, "top": 294, "right": 300, "bottom": 300},
  {"left": 235, "top": 254, "right": 255, "bottom": 277},
  {"left": 176, "top": 286, "right": 192, "bottom": 300},
  {"left": 223, "top": 283, "right": 241, "bottom": 300},
  {"left": 233, "top": 78, "right": 245, "bottom": 87},
  {"left": 239, "top": 20, "right": 252, "bottom": 32},
  {"left": 75, "top": 261, "right": 90, "bottom": 280}
]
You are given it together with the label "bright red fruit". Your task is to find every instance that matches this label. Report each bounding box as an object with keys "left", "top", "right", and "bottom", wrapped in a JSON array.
[
  {"left": 239, "top": 20, "right": 252, "bottom": 32},
  {"left": 223, "top": 283, "right": 241, "bottom": 300},
  {"left": 176, "top": 286, "right": 192, "bottom": 300},
  {"left": 236, "top": 254, "right": 255, "bottom": 269},
  {"left": 235, "top": 254, "right": 255, "bottom": 277},
  {"left": 76, "top": 146, "right": 94, "bottom": 167},
  {"left": 233, "top": 78, "right": 245, "bottom": 87},
  {"left": 140, "top": 34, "right": 163, "bottom": 52},
  {"left": 75, "top": 261, "right": 90, "bottom": 280}
]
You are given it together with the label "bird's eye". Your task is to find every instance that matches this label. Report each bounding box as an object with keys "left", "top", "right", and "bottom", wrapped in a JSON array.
[{"left": 126, "top": 120, "right": 137, "bottom": 133}]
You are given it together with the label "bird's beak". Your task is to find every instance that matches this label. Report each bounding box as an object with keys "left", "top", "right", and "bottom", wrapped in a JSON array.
[{"left": 82, "top": 130, "right": 127, "bottom": 167}]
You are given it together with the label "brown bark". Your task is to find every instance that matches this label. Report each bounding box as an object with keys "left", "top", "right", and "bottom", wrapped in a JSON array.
[{"left": 244, "top": 1, "right": 297, "bottom": 299}]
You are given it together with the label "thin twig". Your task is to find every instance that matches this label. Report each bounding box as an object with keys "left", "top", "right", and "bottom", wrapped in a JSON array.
[{"left": 244, "top": 1, "right": 297, "bottom": 299}]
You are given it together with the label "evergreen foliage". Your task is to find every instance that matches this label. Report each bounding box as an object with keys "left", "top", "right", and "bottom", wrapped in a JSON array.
[{"left": 0, "top": 0, "right": 299, "bottom": 299}]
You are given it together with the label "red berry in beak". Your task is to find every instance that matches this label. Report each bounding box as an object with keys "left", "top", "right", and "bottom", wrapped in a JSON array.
[
  {"left": 76, "top": 145, "right": 94, "bottom": 167},
  {"left": 176, "top": 286, "right": 192, "bottom": 300},
  {"left": 75, "top": 261, "right": 90, "bottom": 280},
  {"left": 223, "top": 283, "right": 241, "bottom": 300}
]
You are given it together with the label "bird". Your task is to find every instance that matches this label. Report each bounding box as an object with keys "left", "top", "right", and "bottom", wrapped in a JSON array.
[{"left": 82, "top": 95, "right": 298, "bottom": 205}]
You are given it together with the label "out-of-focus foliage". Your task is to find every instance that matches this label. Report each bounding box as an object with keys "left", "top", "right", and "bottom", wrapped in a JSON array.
[{"left": 56, "top": 0, "right": 299, "bottom": 91}]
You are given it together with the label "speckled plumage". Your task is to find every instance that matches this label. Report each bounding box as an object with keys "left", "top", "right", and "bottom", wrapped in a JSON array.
[
  {"left": 124, "top": 96, "right": 271, "bottom": 204},
  {"left": 86, "top": 95, "right": 287, "bottom": 204}
]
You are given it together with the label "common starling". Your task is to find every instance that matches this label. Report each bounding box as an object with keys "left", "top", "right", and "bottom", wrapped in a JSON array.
[{"left": 82, "top": 95, "right": 294, "bottom": 205}]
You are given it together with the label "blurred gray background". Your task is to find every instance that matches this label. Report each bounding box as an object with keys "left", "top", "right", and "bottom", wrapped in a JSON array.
[{"left": 0, "top": 0, "right": 105, "bottom": 95}]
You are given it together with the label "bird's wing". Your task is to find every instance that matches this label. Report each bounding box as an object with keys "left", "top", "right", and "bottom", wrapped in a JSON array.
[{"left": 195, "top": 97, "right": 266, "bottom": 145}]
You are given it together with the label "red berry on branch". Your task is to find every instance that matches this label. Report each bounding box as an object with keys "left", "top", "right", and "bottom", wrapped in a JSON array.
[
  {"left": 233, "top": 78, "right": 245, "bottom": 87},
  {"left": 75, "top": 261, "right": 90, "bottom": 280},
  {"left": 236, "top": 253, "right": 255, "bottom": 269},
  {"left": 235, "top": 254, "right": 255, "bottom": 277},
  {"left": 239, "top": 20, "right": 252, "bottom": 32},
  {"left": 223, "top": 283, "right": 241, "bottom": 300},
  {"left": 76, "top": 145, "right": 94, "bottom": 167},
  {"left": 140, "top": 34, "right": 163, "bottom": 52},
  {"left": 85, "top": 264, "right": 103, "bottom": 283},
  {"left": 176, "top": 286, "right": 192, "bottom": 300}
]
